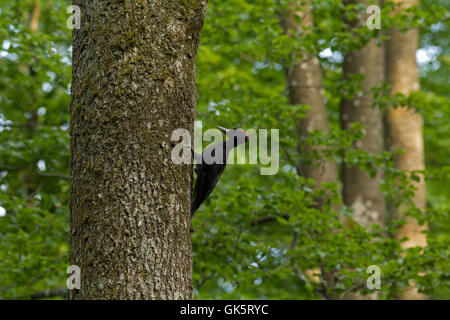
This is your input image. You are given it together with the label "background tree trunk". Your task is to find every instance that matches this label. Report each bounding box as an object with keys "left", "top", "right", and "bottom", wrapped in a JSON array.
[
  {"left": 385, "top": 0, "right": 427, "bottom": 300},
  {"left": 341, "top": 0, "right": 385, "bottom": 230},
  {"left": 340, "top": 0, "right": 385, "bottom": 300},
  {"left": 282, "top": 0, "right": 340, "bottom": 299},
  {"left": 70, "top": 0, "right": 208, "bottom": 299},
  {"left": 29, "top": 0, "right": 41, "bottom": 33},
  {"left": 283, "top": 0, "right": 340, "bottom": 191},
  {"left": 18, "top": 0, "right": 41, "bottom": 194}
]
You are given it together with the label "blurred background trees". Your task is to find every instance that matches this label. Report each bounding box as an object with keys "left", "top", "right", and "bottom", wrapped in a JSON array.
[{"left": 0, "top": 0, "right": 448, "bottom": 299}]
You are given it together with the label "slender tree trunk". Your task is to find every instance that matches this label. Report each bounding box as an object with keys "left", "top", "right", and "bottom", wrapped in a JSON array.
[
  {"left": 70, "top": 0, "right": 208, "bottom": 299},
  {"left": 28, "top": 0, "right": 40, "bottom": 132},
  {"left": 340, "top": 0, "right": 385, "bottom": 300},
  {"left": 385, "top": 0, "right": 427, "bottom": 300},
  {"left": 282, "top": 0, "right": 340, "bottom": 299},
  {"left": 341, "top": 0, "right": 385, "bottom": 230},
  {"left": 29, "top": 0, "right": 41, "bottom": 33},
  {"left": 18, "top": 0, "right": 41, "bottom": 194},
  {"left": 283, "top": 0, "right": 340, "bottom": 190}
]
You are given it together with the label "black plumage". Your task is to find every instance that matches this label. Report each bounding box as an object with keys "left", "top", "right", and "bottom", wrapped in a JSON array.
[{"left": 191, "top": 126, "right": 248, "bottom": 216}]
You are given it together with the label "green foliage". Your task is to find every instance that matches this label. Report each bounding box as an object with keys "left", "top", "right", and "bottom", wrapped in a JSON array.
[
  {"left": 193, "top": 0, "right": 450, "bottom": 299},
  {"left": 0, "top": 0, "right": 448, "bottom": 299},
  {"left": 0, "top": 0, "right": 71, "bottom": 299}
]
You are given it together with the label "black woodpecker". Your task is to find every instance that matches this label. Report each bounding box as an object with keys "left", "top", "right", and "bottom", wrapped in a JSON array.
[{"left": 191, "top": 126, "right": 249, "bottom": 217}]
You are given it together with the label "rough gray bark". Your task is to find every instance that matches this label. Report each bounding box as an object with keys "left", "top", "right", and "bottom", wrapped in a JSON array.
[
  {"left": 70, "top": 0, "right": 208, "bottom": 299},
  {"left": 341, "top": 0, "right": 385, "bottom": 230}
]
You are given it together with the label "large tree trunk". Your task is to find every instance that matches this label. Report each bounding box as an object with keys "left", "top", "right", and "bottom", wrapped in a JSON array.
[
  {"left": 69, "top": 0, "right": 208, "bottom": 299},
  {"left": 385, "top": 0, "right": 427, "bottom": 300},
  {"left": 341, "top": 0, "right": 385, "bottom": 230},
  {"left": 340, "top": 0, "right": 385, "bottom": 300}
]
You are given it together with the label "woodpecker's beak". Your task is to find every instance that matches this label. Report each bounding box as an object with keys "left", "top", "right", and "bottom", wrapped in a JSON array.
[{"left": 217, "top": 126, "right": 228, "bottom": 134}]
